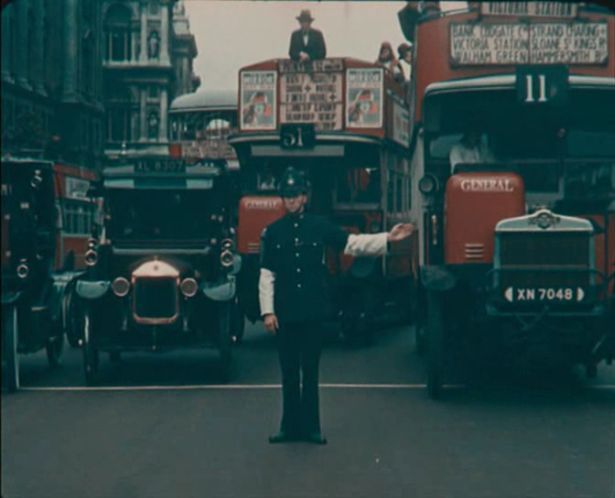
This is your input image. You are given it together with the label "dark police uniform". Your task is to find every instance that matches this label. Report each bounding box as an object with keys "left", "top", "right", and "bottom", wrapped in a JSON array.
[{"left": 260, "top": 213, "right": 349, "bottom": 440}]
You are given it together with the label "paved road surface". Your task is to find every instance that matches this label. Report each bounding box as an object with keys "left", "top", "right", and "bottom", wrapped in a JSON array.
[{"left": 2, "top": 322, "right": 614, "bottom": 498}]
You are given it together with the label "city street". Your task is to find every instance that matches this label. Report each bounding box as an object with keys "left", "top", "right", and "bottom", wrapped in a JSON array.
[{"left": 2, "top": 322, "right": 614, "bottom": 498}]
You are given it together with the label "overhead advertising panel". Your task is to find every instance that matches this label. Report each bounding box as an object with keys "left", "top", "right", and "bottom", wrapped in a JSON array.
[
  {"left": 450, "top": 22, "right": 609, "bottom": 65},
  {"left": 279, "top": 70, "right": 343, "bottom": 131},
  {"left": 481, "top": 2, "right": 578, "bottom": 18},
  {"left": 346, "top": 68, "right": 384, "bottom": 129},
  {"left": 240, "top": 71, "right": 277, "bottom": 130}
]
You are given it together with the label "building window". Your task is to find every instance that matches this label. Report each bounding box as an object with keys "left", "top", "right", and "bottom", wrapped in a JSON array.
[
  {"left": 148, "top": 85, "right": 159, "bottom": 99},
  {"left": 104, "top": 4, "right": 132, "bottom": 62},
  {"left": 108, "top": 108, "right": 131, "bottom": 143}
]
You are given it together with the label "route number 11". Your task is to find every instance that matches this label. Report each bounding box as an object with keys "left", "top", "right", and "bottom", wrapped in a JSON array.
[{"left": 524, "top": 74, "right": 548, "bottom": 103}]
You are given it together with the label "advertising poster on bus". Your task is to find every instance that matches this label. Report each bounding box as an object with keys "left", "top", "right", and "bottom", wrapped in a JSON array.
[
  {"left": 346, "top": 68, "right": 383, "bottom": 128},
  {"left": 279, "top": 59, "right": 344, "bottom": 131},
  {"left": 240, "top": 71, "right": 277, "bottom": 130}
]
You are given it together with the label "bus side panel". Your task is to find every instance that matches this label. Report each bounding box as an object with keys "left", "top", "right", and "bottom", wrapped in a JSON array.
[
  {"left": 609, "top": 211, "right": 615, "bottom": 297},
  {"left": 237, "top": 196, "right": 285, "bottom": 255}
]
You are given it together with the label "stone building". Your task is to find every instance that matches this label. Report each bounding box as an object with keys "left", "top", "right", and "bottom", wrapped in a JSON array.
[
  {"left": 101, "top": 0, "right": 199, "bottom": 159},
  {"left": 1, "top": 0, "right": 106, "bottom": 168},
  {"left": 1, "top": 0, "right": 199, "bottom": 164}
]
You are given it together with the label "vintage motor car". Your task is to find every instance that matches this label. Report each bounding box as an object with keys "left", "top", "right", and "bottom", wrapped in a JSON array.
[
  {"left": 74, "top": 158, "right": 241, "bottom": 384},
  {"left": 1, "top": 158, "right": 70, "bottom": 391}
]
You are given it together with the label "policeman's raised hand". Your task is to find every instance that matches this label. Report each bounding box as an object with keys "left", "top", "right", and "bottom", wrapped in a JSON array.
[
  {"left": 263, "top": 314, "right": 279, "bottom": 334},
  {"left": 387, "top": 223, "right": 414, "bottom": 242}
]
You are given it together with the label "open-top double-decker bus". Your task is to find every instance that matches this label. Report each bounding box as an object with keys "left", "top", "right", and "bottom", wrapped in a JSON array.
[
  {"left": 398, "top": 1, "right": 615, "bottom": 397},
  {"left": 229, "top": 57, "right": 417, "bottom": 342},
  {"left": 168, "top": 89, "right": 238, "bottom": 167}
]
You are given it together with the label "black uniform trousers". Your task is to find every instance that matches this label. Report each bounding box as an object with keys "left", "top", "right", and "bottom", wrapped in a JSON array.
[{"left": 276, "top": 321, "right": 324, "bottom": 436}]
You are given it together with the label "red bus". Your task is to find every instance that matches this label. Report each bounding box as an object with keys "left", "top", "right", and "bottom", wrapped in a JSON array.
[
  {"left": 229, "top": 57, "right": 417, "bottom": 343},
  {"left": 168, "top": 89, "right": 238, "bottom": 166},
  {"left": 52, "top": 162, "right": 99, "bottom": 270},
  {"left": 398, "top": 1, "right": 615, "bottom": 397}
]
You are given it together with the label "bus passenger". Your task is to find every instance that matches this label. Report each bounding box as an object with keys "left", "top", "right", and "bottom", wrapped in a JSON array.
[
  {"left": 376, "top": 42, "right": 403, "bottom": 82},
  {"left": 449, "top": 125, "right": 496, "bottom": 172},
  {"left": 289, "top": 10, "right": 327, "bottom": 62},
  {"left": 398, "top": 43, "right": 413, "bottom": 81}
]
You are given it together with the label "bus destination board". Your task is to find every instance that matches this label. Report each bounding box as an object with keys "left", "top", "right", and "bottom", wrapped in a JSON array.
[{"left": 450, "top": 22, "right": 609, "bottom": 65}]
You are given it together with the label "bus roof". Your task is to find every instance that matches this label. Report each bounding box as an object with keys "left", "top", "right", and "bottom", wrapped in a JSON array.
[{"left": 169, "top": 89, "right": 237, "bottom": 113}]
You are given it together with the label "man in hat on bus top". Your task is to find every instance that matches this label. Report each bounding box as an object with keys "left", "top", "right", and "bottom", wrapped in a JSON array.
[
  {"left": 260, "top": 167, "right": 413, "bottom": 444},
  {"left": 289, "top": 9, "right": 327, "bottom": 62}
]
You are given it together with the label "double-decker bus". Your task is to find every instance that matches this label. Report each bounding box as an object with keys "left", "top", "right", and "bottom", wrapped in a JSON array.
[
  {"left": 168, "top": 89, "right": 238, "bottom": 167},
  {"left": 398, "top": 1, "right": 615, "bottom": 397},
  {"left": 229, "top": 57, "right": 417, "bottom": 342},
  {"left": 52, "top": 162, "right": 99, "bottom": 270}
]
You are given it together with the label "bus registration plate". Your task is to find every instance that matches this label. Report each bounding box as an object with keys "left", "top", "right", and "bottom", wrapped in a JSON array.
[{"left": 504, "top": 287, "right": 585, "bottom": 303}]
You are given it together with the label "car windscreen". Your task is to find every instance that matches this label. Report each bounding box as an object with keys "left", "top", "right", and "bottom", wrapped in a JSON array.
[{"left": 106, "top": 189, "right": 219, "bottom": 240}]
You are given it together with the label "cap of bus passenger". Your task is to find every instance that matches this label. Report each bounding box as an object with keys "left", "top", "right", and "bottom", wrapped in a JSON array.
[{"left": 279, "top": 167, "right": 308, "bottom": 197}]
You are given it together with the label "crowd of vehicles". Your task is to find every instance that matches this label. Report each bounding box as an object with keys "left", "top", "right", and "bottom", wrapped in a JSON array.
[
  {"left": 3, "top": 2, "right": 614, "bottom": 392},
  {"left": 1, "top": 157, "right": 96, "bottom": 391}
]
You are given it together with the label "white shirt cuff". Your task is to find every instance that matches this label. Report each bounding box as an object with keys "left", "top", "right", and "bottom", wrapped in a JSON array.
[{"left": 258, "top": 268, "right": 275, "bottom": 316}]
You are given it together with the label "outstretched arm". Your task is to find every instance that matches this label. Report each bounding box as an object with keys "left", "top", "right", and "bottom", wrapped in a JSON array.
[{"left": 344, "top": 223, "right": 414, "bottom": 257}]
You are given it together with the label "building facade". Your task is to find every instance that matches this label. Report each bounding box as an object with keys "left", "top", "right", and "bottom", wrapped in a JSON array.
[
  {"left": 1, "top": 0, "right": 199, "bottom": 164},
  {"left": 1, "top": 0, "right": 106, "bottom": 168},
  {"left": 101, "top": 0, "right": 199, "bottom": 159}
]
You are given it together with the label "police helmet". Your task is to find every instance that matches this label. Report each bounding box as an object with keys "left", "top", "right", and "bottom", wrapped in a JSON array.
[{"left": 279, "top": 167, "right": 308, "bottom": 198}]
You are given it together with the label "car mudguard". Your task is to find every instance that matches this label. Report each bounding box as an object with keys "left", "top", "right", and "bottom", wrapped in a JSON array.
[
  {"left": 1, "top": 291, "right": 23, "bottom": 305},
  {"left": 75, "top": 280, "right": 110, "bottom": 300},
  {"left": 202, "top": 277, "right": 236, "bottom": 302}
]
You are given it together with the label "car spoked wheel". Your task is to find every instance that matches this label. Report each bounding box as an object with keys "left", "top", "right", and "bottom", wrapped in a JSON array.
[
  {"left": 82, "top": 311, "right": 100, "bottom": 386},
  {"left": 217, "top": 302, "right": 234, "bottom": 381},
  {"left": 2, "top": 304, "right": 20, "bottom": 392},
  {"left": 65, "top": 288, "right": 83, "bottom": 348},
  {"left": 231, "top": 296, "right": 245, "bottom": 345},
  {"left": 45, "top": 332, "right": 64, "bottom": 368},
  {"left": 426, "top": 291, "right": 445, "bottom": 400}
]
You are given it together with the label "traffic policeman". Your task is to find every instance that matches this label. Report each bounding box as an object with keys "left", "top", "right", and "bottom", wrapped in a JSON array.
[{"left": 259, "top": 167, "right": 413, "bottom": 444}]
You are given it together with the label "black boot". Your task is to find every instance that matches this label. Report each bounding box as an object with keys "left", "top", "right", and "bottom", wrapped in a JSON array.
[
  {"left": 268, "top": 431, "right": 300, "bottom": 444},
  {"left": 304, "top": 432, "right": 327, "bottom": 445}
]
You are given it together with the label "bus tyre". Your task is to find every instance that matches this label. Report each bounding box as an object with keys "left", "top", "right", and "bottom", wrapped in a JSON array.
[
  {"left": 426, "top": 292, "right": 445, "bottom": 400},
  {"left": 2, "top": 304, "right": 20, "bottom": 392},
  {"left": 217, "top": 302, "right": 234, "bottom": 381},
  {"left": 82, "top": 311, "right": 100, "bottom": 386}
]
